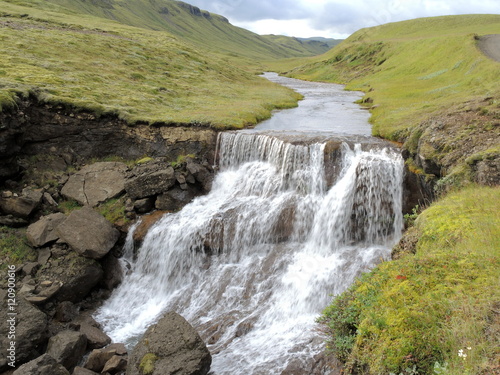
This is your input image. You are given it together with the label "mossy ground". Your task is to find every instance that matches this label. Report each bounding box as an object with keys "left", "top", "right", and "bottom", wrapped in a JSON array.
[
  {"left": 320, "top": 186, "right": 500, "bottom": 374},
  {"left": 0, "top": 2, "right": 301, "bottom": 128},
  {"left": 0, "top": 226, "right": 36, "bottom": 268}
]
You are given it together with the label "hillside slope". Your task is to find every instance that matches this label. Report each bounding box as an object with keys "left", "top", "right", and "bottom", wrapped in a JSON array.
[
  {"left": 5, "top": 0, "right": 330, "bottom": 60},
  {"left": 0, "top": 1, "right": 302, "bottom": 128},
  {"left": 287, "top": 14, "right": 500, "bottom": 189}
]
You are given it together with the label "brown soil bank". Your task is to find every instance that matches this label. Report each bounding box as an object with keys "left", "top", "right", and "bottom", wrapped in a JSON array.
[{"left": 0, "top": 96, "right": 218, "bottom": 182}]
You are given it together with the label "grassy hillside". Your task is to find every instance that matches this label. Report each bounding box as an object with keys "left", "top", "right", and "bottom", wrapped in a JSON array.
[
  {"left": 4, "top": 0, "right": 330, "bottom": 61},
  {"left": 0, "top": 1, "right": 302, "bottom": 128},
  {"left": 320, "top": 186, "right": 500, "bottom": 374},
  {"left": 286, "top": 15, "right": 500, "bottom": 187}
]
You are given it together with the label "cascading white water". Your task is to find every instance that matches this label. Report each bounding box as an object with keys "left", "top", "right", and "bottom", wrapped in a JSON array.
[{"left": 96, "top": 132, "right": 403, "bottom": 374}]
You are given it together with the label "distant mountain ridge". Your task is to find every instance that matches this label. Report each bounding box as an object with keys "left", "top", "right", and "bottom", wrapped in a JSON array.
[{"left": 21, "top": 0, "right": 332, "bottom": 59}]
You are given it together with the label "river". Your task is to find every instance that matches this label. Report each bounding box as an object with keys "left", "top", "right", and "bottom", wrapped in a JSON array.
[{"left": 95, "top": 73, "right": 403, "bottom": 374}]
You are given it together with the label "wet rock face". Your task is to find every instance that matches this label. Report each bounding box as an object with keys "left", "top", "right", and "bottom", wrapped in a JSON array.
[{"left": 128, "top": 311, "right": 212, "bottom": 375}]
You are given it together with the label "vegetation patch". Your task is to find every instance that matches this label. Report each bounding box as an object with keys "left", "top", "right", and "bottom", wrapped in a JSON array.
[
  {"left": 0, "top": 226, "right": 36, "bottom": 268},
  {"left": 0, "top": 1, "right": 301, "bottom": 128},
  {"left": 319, "top": 186, "right": 500, "bottom": 374}
]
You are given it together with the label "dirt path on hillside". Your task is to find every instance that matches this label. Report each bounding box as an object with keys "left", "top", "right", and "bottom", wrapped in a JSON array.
[{"left": 477, "top": 34, "right": 500, "bottom": 62}]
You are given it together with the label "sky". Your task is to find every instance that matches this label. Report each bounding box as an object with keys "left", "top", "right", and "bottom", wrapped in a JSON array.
[{"left": 185, "top": 0, "right": 500, "bottom": 39}]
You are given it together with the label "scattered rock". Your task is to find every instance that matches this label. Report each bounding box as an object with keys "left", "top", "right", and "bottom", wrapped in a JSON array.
[
  {"left": 133, "top": 197, "right": 155, "bottom": 213},
  {"left": 46, "top": 330, "right": 87, "bottom": 371},
  {"left": 186, "top": 161, "right": 212, "bottom": 191},
  {"left": 0, "top": 214, "right": 28, "bottom": 227},
  {"left": 61, "top": 162, "right": 128, "bottom": 207},
  {"left": 12, "top": 354, "right": 70, "bottom": 375},
  {"left": 128, "top": 311, "right": 211, "bottom": 375},
  {"left": 56, "top": 207, "right": 119, "bottom": 259},
  {"left": 22, "top": 262, "right": 40, "bottom": 276},
  {"left": 26, "top": 212, "right": 66, "bottom": 247},
  {"left": 72, "top": 367, "right": 99, "bottom": 375},
  {"left": 37, "top": 247, "right": 51, "bottom": 265},
  {"left": 155, "top": 186, "right": 197, "bottom": 211},
  {"left": 84, "top": 348, "right": 116, "bottom": 372},
  {"left": 0, "top": 292, "right": 49, "bottom": 371},
  {"left": 79, "top": 322, "right": 111, "bottom": 350},
  {"left": 125, "top": 162, "right": 176, "bottom": 199},
  {"left": 102, "top": 354, "right": 127, "bottom": 374},
  {"left": 55, "top": 301, "right": 79, "bottom": 322},
  {"left": 0, "top": 189, "right": 42, "bottom": 218},
  {"left": 34, "top": 250, "right": 103, "bottom": 303},
  {"left": 43, "top": 192, "right": 58, "bottom": 206}
]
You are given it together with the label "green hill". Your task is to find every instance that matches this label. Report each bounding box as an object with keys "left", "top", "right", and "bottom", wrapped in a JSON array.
[
  {"left": 286, "top": 14, "right": 500, "bottom": 187},
  {"left": 0, "top": 0, "right": 304, "bottom": 128},
  {"left": 5, "top": 0, "right": 330, "bottom": 60}
]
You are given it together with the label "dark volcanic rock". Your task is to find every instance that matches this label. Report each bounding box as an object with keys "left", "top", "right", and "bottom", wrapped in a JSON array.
[
  {"left": 61, "top": 162, "right": 127, "bottom": 207},
  {"left": 128, "top": 311, "right": 211, "bottom": 375},
  {"left": 12, "top": 354, "right": 70, "bottom": 375},
  {"left": 56, "top": 207, "right": 119, "bottom": 259},
  {"left": 0, "top": 189, "right": 42, "bottom": 218},
  {"left": 0, "top": 291, "right": 49, "bottom": 371},
  {"left": 26, "top": 212, "right": 66, "bottom": 247},
  {"left": 34, "top": 250, "right": 103, "bottom": 303},
  {"left": 125, "top": 162, "right": 176, "bottom": 199},
  {"left": 46, "top": 330, "right": 87, "bottom": 371}
]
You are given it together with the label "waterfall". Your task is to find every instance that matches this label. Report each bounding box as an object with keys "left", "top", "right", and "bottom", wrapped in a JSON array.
[{"left": 96, "top": 131, "right": 403, "bottom": 374}]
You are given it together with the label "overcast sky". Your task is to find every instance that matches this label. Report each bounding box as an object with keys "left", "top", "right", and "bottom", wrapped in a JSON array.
[{"left": 185, "top": 0, "right": 500, "bottom": 38}]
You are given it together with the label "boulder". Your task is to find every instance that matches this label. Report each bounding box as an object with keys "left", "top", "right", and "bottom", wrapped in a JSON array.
[
  {"left": 132, "top": 211, "right": 167, "bottom": 248},
  {"left": 155, "top": 187, "right": 197, "bottom": 211},
  {"left": 128, "top": 311, "right": 211, "bottom": 375},
  {"left": 61, "top": 162, "right": 128, "bottom": 207},
  {"left": 79, "top": 322, "right": 111, "bottom": 350},
  {"left": 84, "top": 347, "right": 119, "bottom": 372},
  {"left": 25, "top": 280, "right": 63, "bottom": 305},
  {"left": 34, "top": 250, "right": 103, "bottom": 303},
  {"left": 72, "top": 367, "right": 99, "bottom": 375},
  {"left": 102, "top": 355, "right": 127, "bottom": 374},
  {"left": 46, "top": 330, "right": 87, "bottom": 370},
  {"left": 0, "top": 292, "right": 49, "bottom": 371},
  {"left": 26, "top": 213, "right": 66, "bottom": 247},
  {"left": 0, "top": 189, "right": 42, "bottom": 218},
  {"left": 125, "top": 162, "right": 176, "bottom": 199},
  {"left": 12, "top": 354, "right": 70, "bottom": 375},
  {"left": 133, "top": 197, "right": 155, "bottom": 213},
  {"left": 0, "top": 214, "right": 28, "bottom": 227},
  {"left": 56, "top": 207, "right": 119, "bottom": 259},
  {"left": 55, "top": 301, "right": 79, "bottom": 322},
  {"left": 186, "top": 161, "right": 212, "bottom": 191}
]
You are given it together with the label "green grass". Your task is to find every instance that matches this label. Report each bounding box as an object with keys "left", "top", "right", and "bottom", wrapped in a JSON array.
[
  {"left": 2, "top": 0, "right": 329, "bottom": 61},
  {"left": 0, "top": 226, "right": 37, "bottom": 268},
  {"left": 287, "top": 14, "right": 500, "bottom": 139},
  {"left": 319, "top": 186, "right": 500, "bottom": 374},
  {"left": 0, "top": 2, "right": 301, "bottom": 128}
]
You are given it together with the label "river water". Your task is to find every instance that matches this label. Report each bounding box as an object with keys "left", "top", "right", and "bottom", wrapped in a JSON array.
[{"left": 95, "top": 73, "right": 403, "bottom": 374}]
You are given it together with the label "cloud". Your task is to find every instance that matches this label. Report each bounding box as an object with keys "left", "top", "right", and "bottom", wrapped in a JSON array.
[
  {"left": 185, "top": 0, "right": 314, "bottom": 21},
  {"left": 183, "top": 0, "right": 500, "bottom": 37}
]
